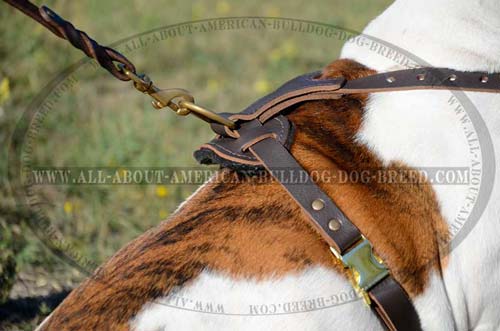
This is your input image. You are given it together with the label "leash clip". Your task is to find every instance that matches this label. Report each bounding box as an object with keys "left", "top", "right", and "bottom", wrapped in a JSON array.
[{"left": 117, "top": 64, "right": 237, "bottom": 129}]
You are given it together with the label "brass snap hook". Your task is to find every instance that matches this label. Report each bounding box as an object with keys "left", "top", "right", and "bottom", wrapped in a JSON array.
[
  {"left": 177, "top": 100, "right": 236, "bottom": 129},
  {"left": 116, "top": 64, "right": 237, "bottom": 129},
  {"left": 149, "top": 88, "right": 194, "bottom": 111}
]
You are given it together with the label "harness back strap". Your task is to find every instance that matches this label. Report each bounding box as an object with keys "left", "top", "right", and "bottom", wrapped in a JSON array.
[
  {"left": 233, "top": 68, "right": 500, "bottom": 125},
  {"left": 340, "top": 67, "right": 500, "bottom": 93}
]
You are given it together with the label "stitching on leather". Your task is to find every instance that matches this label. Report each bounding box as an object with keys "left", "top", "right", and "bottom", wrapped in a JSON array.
[
  {"left": 241, "top": 133, "right": 276, "bottom": 152},
  {"left": 305, "top": 74, "right": 321, "bottom": 82},
  {"left": 208, "top": 142, "right": 255, "bottom": 160},
  {"left": 273, "top": 117, "right": 286, "bottom": 142},
  {"left": 206, "top": 117, "right": 288, "bottom": 161}
]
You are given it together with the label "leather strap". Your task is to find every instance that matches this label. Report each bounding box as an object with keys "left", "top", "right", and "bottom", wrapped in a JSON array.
[
  {"left": 339, "top": 67, "right": 500, "bottom": 94},
  {"left": 196, "top": 115, "right": 295, "bottom": 169},
  {"left": 248, "top": 134, "right": 422, "bottom": 331},
  {"left": 3, "top": 0, "right": 64, "bottom": 37},
  {"left": 196, "top": 66, "right": 500, "bottom": 169},
  {"left": 249, "top": 135, "right": 362, "bottom": 254},
  {"left": 228, "top": 72, "right": 345, "bottom": 124},
  {"left": 198, "top": 117, "right": 422, "bottom": 330},
  {"left": 369, "top": 277, "right": 421, "bottom": 331},
  {"left": 199, "top": 67, "right": 500, "bottom": 129}
]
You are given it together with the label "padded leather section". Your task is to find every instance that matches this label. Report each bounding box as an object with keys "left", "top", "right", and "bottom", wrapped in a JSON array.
[
  {"left": 194, "top": 116, "right": 294, "bottom": 170},
  {"left": 229, "top": 72, "right": 345, "bottom": 122}
]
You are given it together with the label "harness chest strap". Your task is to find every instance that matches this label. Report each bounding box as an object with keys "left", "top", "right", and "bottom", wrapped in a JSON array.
[
  {"left": 250, "top": 136, "right": 421, "bottom": 331},
  {"left": 198, "top": 116, "right": 421, "bottom": 331}
]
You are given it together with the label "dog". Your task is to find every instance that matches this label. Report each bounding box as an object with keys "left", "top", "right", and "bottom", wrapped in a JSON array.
[{"left": 37, "top": 0, "right": 500, "bottom": 330}]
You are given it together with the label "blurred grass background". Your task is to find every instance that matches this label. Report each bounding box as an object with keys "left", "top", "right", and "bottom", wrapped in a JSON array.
[{"left": 0, "top": 0, "right": 391, "bottom": 329}]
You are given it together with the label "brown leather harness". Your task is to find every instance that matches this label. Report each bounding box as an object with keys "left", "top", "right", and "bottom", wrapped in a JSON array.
[
  {"left": 4, "top": 1, "right": 499, "bottom": 330},
  {"left": 194, "top": 68, "right": 499, "bottom": 331}
]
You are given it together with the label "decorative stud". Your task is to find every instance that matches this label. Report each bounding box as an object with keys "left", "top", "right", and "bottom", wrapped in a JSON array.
[
  {"left": 328, "top": 219, "right": 341, "bottom": 231},
  {"left": 448, "top": 74, "right": 457, "bottom": 82},
  {"left": 386, "top": 76, "right": 396, "bottom": 83},
  {"left": 416, "top": 73, "right": 426, "bottom": 81},
  {"left": 480, "top": 75, "right": 489, "bottom": 83},
  {"left": 312, "top": 199, "right": 325, "bottom": 211}
]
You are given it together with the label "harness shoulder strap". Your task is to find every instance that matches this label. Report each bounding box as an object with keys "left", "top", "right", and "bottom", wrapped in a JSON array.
[{"left": 250, "top": 135, "right": 422, "bottom": 331}]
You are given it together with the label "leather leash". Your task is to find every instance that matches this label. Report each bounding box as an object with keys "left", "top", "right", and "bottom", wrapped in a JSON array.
[
  {"left": 5, "top": 1, "right": 499, "bottom": 330},
  {"left": 3, "top": 0, "right": 135, "bottom": 81}
]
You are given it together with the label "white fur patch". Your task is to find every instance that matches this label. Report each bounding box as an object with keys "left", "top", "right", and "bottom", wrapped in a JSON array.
[{"left": 131, "top": 267, "right": 382, "bottom": 331}]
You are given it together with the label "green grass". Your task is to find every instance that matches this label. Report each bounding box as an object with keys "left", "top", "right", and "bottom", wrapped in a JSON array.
[{"left": 0, "top": 0, "right": 391, "bottom": 325}]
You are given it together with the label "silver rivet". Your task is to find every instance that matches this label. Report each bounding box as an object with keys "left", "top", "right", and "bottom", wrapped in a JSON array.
[
  {"left": 386, "top": 76, "right": 396, "bottom": 83},
  {"left": 448, "top": 74, "right": 457, "bottom": 82},
  {"left": 312, "top": 199, "right": 325, "bottom": 211},
  {"left": 416, "top": 73, "right": 426, "bottom": 81},
  {"left": 481, "top": 76, "right": 489, "bottom": 83},
  {"left": 328, "top": 219, "right": 341, "bottom": 231}
]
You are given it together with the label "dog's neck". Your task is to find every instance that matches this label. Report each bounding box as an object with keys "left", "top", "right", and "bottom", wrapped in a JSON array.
[
  {"left": 395, "top": 0, "right": 500, "bottom": 26},
  {"left": 340, "top": 1, "right": 500, "bottom": 329},
  {"left": 342, "top": 0, "right": 500, "bottom": 72}
]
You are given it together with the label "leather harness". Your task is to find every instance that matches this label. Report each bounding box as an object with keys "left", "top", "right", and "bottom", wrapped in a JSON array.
[
  {"left": 4, "top": 1, "right": 498, "bottom": 329},
  {"left": 194, "top": 68, "right": 500, "bottom": 330}
]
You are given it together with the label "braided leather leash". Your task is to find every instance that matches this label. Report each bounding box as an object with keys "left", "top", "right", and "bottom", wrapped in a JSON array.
[
  {"left": 3, "top": 0, "right": 235, "bottom": 128},
  {"left": 5, "top": 1, "right": 499, "bottom": 330},
  {"left": 3, "top": 0, "right": 135, "bottom": 80}
]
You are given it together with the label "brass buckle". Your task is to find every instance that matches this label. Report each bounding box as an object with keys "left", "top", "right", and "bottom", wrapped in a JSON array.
[
  {"left": 330, "top": 238, "right": 389, "bottom": 306},
  {"left": 117, "top": 64, "right": 237, "bottom": 129}
]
